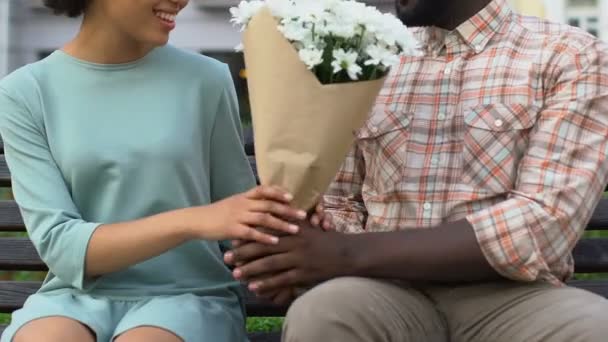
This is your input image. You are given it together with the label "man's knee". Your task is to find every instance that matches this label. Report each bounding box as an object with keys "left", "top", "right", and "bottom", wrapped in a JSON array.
[
  {"left": 489, "top": 286, "right": 608, "bottom": 342},
  {"left": 548, "top": 288, "right": 608, "bottom": 341},
  {"left": 282, "top": 277, "right": 446, "bottom": 342}
]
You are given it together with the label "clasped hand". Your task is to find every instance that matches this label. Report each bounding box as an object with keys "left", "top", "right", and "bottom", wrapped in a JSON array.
[{"left": 224, "top": 203, "right": 352, "bottom": 305}]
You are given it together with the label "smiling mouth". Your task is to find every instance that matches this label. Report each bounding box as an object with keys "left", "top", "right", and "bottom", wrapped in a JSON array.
[{"left": 154, "top": 10, "right": 177, "bottom": 24}]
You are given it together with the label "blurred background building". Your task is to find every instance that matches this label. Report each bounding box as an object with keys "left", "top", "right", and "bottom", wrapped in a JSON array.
[{"left": 509, "top": 0, "right": 608, "bottom": 39}]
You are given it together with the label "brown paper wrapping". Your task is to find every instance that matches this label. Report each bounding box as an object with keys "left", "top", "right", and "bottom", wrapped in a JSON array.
[{"left": 243, "top": 7, "right": 385, "bottom": 211}]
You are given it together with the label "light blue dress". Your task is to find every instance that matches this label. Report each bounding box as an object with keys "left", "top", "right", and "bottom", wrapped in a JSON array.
[{"left": 0, "top": 45, "right": 256, "bottom": 341}]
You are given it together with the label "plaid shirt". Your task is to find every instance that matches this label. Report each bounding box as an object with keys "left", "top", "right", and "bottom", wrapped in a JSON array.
[{"left": 324, "top": 0, "right": 608, "bottom": 284}]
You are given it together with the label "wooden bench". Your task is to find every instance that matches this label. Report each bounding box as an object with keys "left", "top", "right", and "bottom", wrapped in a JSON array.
[{"left": 2, "top": 131, "right": 608, "bottom": 341}]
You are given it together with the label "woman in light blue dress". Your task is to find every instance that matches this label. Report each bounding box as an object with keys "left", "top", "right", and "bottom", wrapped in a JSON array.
[{"left": 0, "top": 0, "right": 306, "bottom": 341}]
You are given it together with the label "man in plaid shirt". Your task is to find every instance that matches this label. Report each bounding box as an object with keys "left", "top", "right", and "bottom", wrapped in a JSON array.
[{"left": 226, "top": 0, "right": 608, "bottom": 340}]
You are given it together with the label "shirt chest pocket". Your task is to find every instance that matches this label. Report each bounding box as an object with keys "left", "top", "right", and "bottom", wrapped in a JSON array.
[
  {"left": 356, "top": 110, "right": 413, "bottom": 194},
  {"left": 462, "top": 103, "right": 539, "bottom": 194}
]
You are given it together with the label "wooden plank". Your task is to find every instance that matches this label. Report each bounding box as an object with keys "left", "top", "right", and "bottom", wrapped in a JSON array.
[
  {"left": 0, "top": 202, "right": 24, "bottom": 232},
  {"left": 0, "top": 233, "right": 607, "bottom": 276},
  {"left": 0, "top": 196, "right": 607, "bottom": 234},
  {"left": 572, "top": 238, "right": 608, "bottom": 273},
  {"left": 244, "top": 290, "right": 289, "bottom": 317},
  {"left": 244, "top": 126, "right": 254, "bottom": 156},
  {"left": 0, "top": 281, "right": 39, "bottom": 313},
  {"left": 0, "top": 156, "right": 10, "bottom": 187},
  {"left": 0, "top": 281, "right": 289, "bottom": 317},
  {"left": 248, "top": 332, "right": 281, "bottom": 342},
  {"left": 588, "top": 198, "right": 608, "bottom": 230},
  {"left": 0, "top": 239, "right": 45, "bottom": 271}
]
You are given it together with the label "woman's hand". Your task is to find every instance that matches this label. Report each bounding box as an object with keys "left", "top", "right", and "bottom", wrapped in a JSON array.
[
  {"left": 310, "top": 202, "right": 334, "bottom": 230},
  {"left": 184, "top": 185, "right": 307, "bottom": 244}
]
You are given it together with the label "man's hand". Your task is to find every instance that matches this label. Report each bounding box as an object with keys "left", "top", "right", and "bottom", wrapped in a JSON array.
[{"left": 224, "top": 221, "right": 353, "bottom": 293}]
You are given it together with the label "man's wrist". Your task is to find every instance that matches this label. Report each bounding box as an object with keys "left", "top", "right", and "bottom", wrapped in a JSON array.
[{"left": 339, "top": 233, "right": 369, "bottom": 277}]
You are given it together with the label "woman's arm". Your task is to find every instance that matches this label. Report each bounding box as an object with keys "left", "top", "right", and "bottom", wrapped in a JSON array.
[{"left": 0, "top": 87, "right": 303, "bottom": 289}]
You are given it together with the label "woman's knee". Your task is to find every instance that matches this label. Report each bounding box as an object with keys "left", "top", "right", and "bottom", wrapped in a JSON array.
[
  {"left": 113, "top": 326, "right": 183, "bottom": 342},
  {"left": 12, "top": 316, "right": 95, "bottom": 342}
]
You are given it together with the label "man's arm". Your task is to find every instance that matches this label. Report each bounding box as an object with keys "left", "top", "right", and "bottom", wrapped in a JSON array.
[{"left": 227, "top": 218, "right": 498, "bottom": 292}]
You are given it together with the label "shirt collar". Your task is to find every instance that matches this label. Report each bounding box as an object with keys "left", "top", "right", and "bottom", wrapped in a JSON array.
[
  {"left": 456, "top": 0, "right": 513, "bottom": 53},
  {"left": 411, "top": 0, "right": 513, "bottom": 55}
]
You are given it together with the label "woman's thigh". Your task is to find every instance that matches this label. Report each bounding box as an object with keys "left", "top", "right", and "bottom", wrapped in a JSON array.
[
  {"left": 113, "top": 293, "right": 247, "bottom": 342},
  {"left": 0, "top": 292, "right": 115, "bottom": 342}
]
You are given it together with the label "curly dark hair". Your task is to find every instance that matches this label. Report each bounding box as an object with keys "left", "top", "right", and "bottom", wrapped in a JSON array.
[{"left": 43, "top": 0, "right": 89, "bottom": 18}]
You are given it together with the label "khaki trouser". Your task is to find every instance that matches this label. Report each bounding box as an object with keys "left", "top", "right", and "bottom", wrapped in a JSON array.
[{"left": 282, "top": 277, "right": 608, "bottom": 342}]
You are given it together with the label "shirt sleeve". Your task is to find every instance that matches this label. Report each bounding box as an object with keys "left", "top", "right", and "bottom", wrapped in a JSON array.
[
  {"left": 466, "top": 39, "right": 608, "bottom": 283},
  {"left": 209, "top": 66, "right": 257, "bottom": 251},
  {"left": 323, "top": 142, "right": 368, "bottom": 233},
  {"left": 0, "top": 88, "right": 102, "bottom": 291}
]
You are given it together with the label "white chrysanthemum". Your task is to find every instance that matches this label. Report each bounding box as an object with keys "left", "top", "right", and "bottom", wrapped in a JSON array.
[
  {"left": 364, "top": 44, "right": 400, "bottom": 67},
  {"left": 299, "top": 47, "right": 324, "bottom": 70},
  {"left": 278, "top": 19, "right": 309, "bottom": 42},
  {"left": 229, "top": 0, "right": 265, "bottom": 30},
  {"left": 332, "top": 49, "right": 362, "bottom": 80},
  {"left": 266, "top": 0, "right": 293, "bottom": 18}
]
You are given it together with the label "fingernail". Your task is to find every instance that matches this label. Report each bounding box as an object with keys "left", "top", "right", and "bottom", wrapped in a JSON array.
[
  {"left": 224, "top": 252, "right": 233, "bottom": 261},
  {"left": 249, "top": 282, "right": 260, "bottom": 291},
  {"left": 298, "top": 210, "right": 307, "bottom": 219},
  {"left": 289, "top": 224, "right": 299, "bottom": 233},
  {"left": 233, "top": 269, "right": 242, "bottom": 279},
  {"left": 271, "top": 236, "right": 279, "bottom": 244},
  {"left": 284, "top": 193, "right": 294, "bottom": 201}
]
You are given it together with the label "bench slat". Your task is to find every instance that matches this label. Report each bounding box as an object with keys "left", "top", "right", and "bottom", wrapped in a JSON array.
[
  {"left": 248, "top": 332, "right": 282, "bottom": 342},
  {"left": 0, "top": 239, "right": 45, "bottom": 271},
  {"left": 0, "top": 282, "right": 40, "bottom": 313},
  {"left": 1, "top": 280, "right": 607, "bottom": 316},
  {"left": 0, "top": 157, "right": 9, "bottom": 188},
  {"left": 0, "top": 202, "right": 24, "bottom": 232},
  {"left": 2, "top": 236, "right": 608, "bottom": 274},
  {"left": 587, "top": 197, "right": 608, "bottom": 230},
  {"left": 1, "top": 198, "right": 608, "bottom": 234},
  {"left": 0, "top": 281, "right": 288, "bottom": 317},
  {"left": 571, "top": 238, "right": 608, "bottom": 273},
  {"left": 3, "top": 236, "right": 608, "bottom": 274}
]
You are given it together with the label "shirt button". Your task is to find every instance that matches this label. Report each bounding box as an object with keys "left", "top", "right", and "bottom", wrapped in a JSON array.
[
  {"left": 475, "top": 45, "right": 483, "bottom": 53},
  {"left": 444, "top": 67, "right": 451, "bottom": 74},
  {"left": 494, "top": 119, "right": 504, "bottom": 128},
  {"left": 423, "top": 202, "right": 432, "bottom": 211},
  {"left": 431, "top": 156, "right": 440, "bottom": 165},
  {"left": 437, "top": 113, "right": 446, "bottom": 120},
  {"left": 371, "top": 126, "right": 379, "bottom": 133}
]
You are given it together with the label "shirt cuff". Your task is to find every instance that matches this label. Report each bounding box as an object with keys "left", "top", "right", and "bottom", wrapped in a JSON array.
[{"left": 466, "top": 198, "right": 544, "bottom": 282}]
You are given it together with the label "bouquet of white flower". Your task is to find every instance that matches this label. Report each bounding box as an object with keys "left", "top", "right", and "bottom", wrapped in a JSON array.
[
  {"left": 231, "top": 0, "right": 420, "bottom": 84},
  {"left": 230, "top": 0, "right": 419, "bottom": 211}
]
